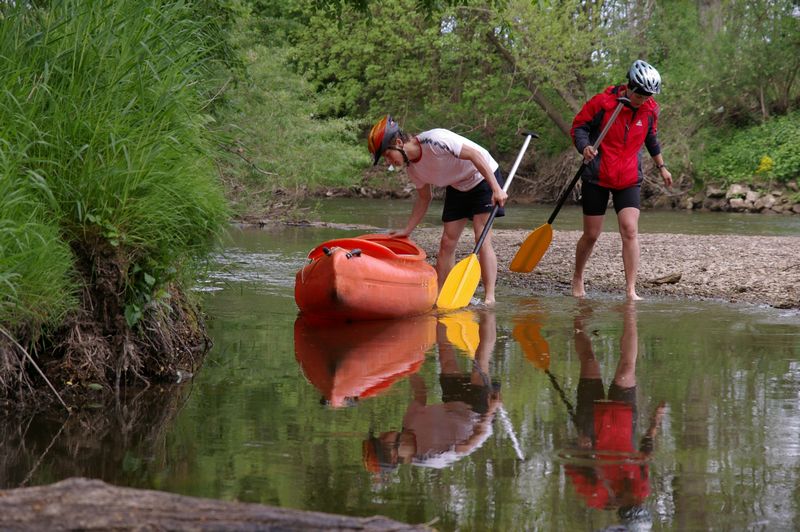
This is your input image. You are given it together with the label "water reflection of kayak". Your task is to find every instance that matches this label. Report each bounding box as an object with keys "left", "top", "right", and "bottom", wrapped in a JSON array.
[
  {"left": 294, "top": 314, "right": 437, "bottom": 407},
  {"left": 294, "top": 234, "right": 437, "bottom": 321}
]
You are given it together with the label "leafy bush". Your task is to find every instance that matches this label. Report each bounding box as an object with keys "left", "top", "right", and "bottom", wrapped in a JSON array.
[
  {"left": 214, "top": 42, "right": 369, "bottom": 215},
  {"left": 696, "top": 111, "right": 800, "bottom": 185}
]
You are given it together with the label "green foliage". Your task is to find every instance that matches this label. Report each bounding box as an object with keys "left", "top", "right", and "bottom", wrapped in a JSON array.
[
  {"left": 696, "top": 111, "right": 800, "bottom": 185},
  {"left": 289, "top": 0, "right": 566, "bottom": 156},
  {"left": 646, "top": 1, "right": 800, "bottom": 134},
  {"left": 280, "top": 0, "right": 799, "bottom": 185},
  {"left": 0, "top": 0, "right": 228, "bottom": 331},
  {"left": 214, "top": 42, "right": 369, "bottom": 215}
]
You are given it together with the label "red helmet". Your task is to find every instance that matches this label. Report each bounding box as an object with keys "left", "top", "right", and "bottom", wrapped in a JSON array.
[{"left": 367, "top": 115, "right": 401, "bottom": 165}]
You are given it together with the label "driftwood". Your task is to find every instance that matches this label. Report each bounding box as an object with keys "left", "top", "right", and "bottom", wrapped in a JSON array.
[{"left": 0, "top": 478, "right": 431, "bottom": 531}]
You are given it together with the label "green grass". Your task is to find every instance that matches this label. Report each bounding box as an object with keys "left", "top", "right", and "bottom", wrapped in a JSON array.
[
  {"left": 0, "top": 0, "right": 228, "bottom": 334},
  {"left": 0, "top": 175, "right": 75, "bottom": 332}
]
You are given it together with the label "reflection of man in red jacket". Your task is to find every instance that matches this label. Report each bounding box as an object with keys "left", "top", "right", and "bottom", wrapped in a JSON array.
[
  {"left": 564, "top": 302, "right": 665, "bottom": 526},
  {"left": 570, "top": 60, "right": 673, "bottom": 301}
]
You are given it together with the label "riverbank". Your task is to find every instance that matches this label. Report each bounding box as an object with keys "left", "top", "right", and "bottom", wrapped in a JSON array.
[{"left": 408, "top": 228, "right": 800, "bottom": 310}]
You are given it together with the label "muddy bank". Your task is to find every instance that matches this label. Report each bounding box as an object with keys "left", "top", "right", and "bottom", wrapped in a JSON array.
[{"left": 409, "top": 228, "right": 800, "bottom": 310}]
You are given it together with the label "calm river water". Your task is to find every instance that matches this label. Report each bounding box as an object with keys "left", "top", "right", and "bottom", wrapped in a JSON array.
[{"left": 2, "top": 199, "right": 799, "bottom": 531}]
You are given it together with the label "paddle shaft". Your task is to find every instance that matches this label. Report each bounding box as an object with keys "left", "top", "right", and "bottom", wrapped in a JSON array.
[
  {"left": 497, "top": 405, "right": 525, "bottom": 460},
  {"left": 546, "top": 99, "right": 628, "bottom": 225},
  {"left": 472, "top": 131, "right": 538, "bottom": 254}
]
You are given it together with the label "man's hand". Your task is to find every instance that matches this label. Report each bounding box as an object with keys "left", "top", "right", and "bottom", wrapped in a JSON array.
[
  {"left": 492, "top": 188, "right": 508, "bottom": 208},
  {"left": 582, "top": 145, "right": 598, "bottom": 162},
  {"left": 389, "top": 228, "right": 412, "bottom": 238}
]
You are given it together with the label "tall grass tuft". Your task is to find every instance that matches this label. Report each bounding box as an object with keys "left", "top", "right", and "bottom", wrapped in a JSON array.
[
  {"left": 0, "top": 172, "right": 75, "bottom": 333},
  {"left": 0, "top": 0, "right": 228, "bottom": 389}
]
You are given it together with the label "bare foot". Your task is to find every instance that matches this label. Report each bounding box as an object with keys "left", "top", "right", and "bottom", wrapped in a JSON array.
[
  {"left": 627, "top": 292, "right": 643, "bottom": 301},
  {"left": 571, "top": 277, "right": 586, "bottom": 298},
  {"left": 483, "top": 298, "right": 496, "bottom": 307}
]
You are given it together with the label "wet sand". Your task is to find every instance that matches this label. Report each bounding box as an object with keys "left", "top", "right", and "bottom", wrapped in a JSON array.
[{"left": 410, "top": 228, "right": 800, "bottom": 310}]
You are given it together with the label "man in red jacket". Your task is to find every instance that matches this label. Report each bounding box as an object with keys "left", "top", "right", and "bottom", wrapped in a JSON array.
[{"left": 570, "top": 60, "right": 673, "bottom": 300}]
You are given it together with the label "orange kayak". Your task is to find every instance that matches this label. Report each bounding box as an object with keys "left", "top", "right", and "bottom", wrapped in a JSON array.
[
  {"left": 294, "top": 234, "right": 437, "bottom": 321},
  {"left": 294, "top": 314, "right": 436, "bottom": 407}
]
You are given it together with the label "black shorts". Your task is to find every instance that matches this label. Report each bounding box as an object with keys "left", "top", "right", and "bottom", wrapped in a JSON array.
[
  {"left": 575, "top": 378, "right": 638, "bottom": 439},
  {"left": 440, "top": 374, "right": 500, "bottom": 415},
  {"left": 580, "top": 180, "right": 641, "bottom": 216},
  {"left": 441, "top": 168, "right": 506, "bottom": 222}
]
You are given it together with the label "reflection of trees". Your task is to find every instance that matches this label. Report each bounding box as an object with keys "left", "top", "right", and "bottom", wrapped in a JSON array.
[{"left": 0, "top": 384, "right": 190, "bottom": 489}]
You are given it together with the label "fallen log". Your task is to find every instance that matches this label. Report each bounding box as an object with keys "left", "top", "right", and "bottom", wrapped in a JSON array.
[{"left": 0, "top": 477, "right": 431, "bottom": 531}]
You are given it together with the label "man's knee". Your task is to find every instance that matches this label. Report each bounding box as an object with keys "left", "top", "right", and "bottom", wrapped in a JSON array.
[
  {"left": 439, "top": 233, "right": 459, "bottom": 254},
  {"left": 580, "top": 231, "right": 600, "bottom": 246}
]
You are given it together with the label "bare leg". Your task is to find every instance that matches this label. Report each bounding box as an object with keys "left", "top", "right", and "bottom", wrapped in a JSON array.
[
  {"left": 436, "top": 321, "right": 461, "bottom": 374},
  {"left": 612, "top": 301, "right": 638, "bottom": 388},
  {"left": 472, "top": 213, "right": 497, "bottom": 305},
  {"left": 471, "top": 309, "right": 496, "bottom": 385},
  {"left": 574, "top": 302, "right": 601, "bottom": 379},
  {"left": 617, "top": 207, "right": 642, "bottom": 300},
  {"left": 573, "top": 215, "right": 605, "bottom": 297},
  {"left": 436, "top": 219, "right": 468, "bottom": 292}
]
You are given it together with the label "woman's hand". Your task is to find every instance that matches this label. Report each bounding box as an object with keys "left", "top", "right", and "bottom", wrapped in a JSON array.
[{"left": 660, "top": 166, "right": 673, "bottom": 188}]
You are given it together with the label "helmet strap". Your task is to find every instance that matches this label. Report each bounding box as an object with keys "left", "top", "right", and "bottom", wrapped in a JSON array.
[{"left": 386, "top": 147, "right": 410, "bottom": 166}]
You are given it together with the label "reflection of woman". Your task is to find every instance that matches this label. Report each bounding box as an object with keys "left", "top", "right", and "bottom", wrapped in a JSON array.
[
  {"left": 363, "top": 310, "right": 500, "bottom": 472},
  {"left": 564, "top": 302, "right": 665, "bottom": 526}
]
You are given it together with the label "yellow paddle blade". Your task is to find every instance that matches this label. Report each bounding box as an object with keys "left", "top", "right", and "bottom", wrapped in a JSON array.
[
  {"left": 512, "top": 322, "right": 550, "bottom": 371},
  {"left": 436, "top": 254, "right": 481, "bottom": 310},
  {"left": 439, "top": 310, "right": 480, "bottom": 358},
  {"left": 509, "top": 223, "right": 553, "bottom": 273}
]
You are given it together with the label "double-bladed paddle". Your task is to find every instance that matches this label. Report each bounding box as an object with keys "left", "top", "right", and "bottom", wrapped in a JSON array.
[
  {"left": 436, "top": 131, "right": 539, "bottom": 310},
  {"left": 509, "top": 96, "right": 630, "bottom": 273}
]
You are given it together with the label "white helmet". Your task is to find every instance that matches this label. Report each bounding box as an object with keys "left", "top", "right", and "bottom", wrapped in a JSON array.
[{"left": 627, "top": 59, "right": 661, "bottom": 95}]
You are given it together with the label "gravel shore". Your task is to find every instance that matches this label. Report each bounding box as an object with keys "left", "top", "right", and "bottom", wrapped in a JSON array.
[{"left": 410, "top": 228, "right": 800, "bottom": 310}]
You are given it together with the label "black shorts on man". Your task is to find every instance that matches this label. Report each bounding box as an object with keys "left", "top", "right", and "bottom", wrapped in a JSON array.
[{"left": 442, "top": 168, "right": 506, "bottom": 222}]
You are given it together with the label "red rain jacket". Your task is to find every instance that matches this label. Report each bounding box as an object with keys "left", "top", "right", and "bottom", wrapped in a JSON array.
[
  {"left": 571, "top": 85, "right": 661, "bottom": 190},
  {"left": 565, "top": 401, "right": 650, "bottom": 510}
]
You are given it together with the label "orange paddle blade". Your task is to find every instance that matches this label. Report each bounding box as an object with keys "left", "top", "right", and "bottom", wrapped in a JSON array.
[
  {"left": 436, "top": 254, "right": 481, "bottom": 310},
  {"left": 509, "top": 223, "right": 553, "bottom": 273},
  {"left": 512, "top": 322, "right": 550, "bottom": 371}
]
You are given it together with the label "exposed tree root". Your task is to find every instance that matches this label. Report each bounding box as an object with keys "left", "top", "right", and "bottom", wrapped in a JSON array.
[{"left": 1, "top": 232, "right": 212, "bottom": 407}]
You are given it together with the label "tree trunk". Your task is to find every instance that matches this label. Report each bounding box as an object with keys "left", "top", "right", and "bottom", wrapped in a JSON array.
[
  {"left": 697, "top": 0, "right": 723, "bottom": 34},
  {"left": 0, "top": 478, "right": 430, "bottom": 531},
  {"left": 485, "top": 30, "right": 573, "bottom": 138}
]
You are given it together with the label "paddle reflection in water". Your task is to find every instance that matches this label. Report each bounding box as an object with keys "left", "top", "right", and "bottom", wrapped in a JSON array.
[
  {"left": 293, "top": 315, "right": 436, "bottom": 408},
  {"left": 362, "top": 309, "right": 502, "bottom": 473},
  {"left": 514, "top": 300, "right": 667, "bottom": 528}
]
